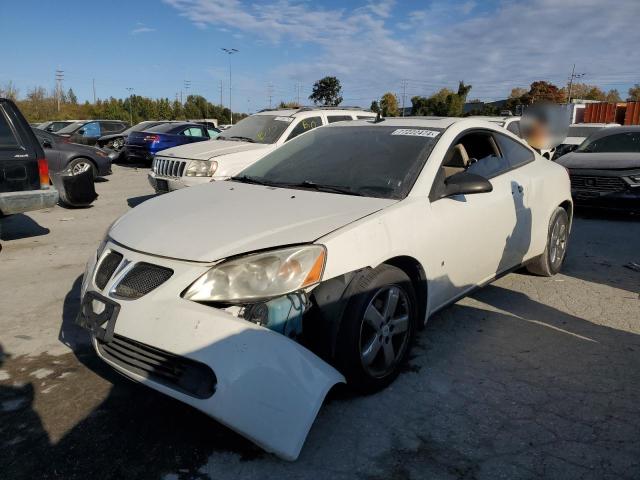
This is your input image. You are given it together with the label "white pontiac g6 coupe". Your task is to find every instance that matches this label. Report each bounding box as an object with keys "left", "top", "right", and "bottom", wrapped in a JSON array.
[{"left": 77, "top": 117, "right": 572, "bottom": 461}]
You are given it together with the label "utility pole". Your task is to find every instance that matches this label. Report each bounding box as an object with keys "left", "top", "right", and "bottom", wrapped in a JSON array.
[
  {"left": 221, "top": 48, "right": 239, "bottom": 124},
  {"left": 184, "top": 80, "right": 191, "bottom": 99},
  {"left": 400, "top": 79, "right": 408, "bottom": 116},
  {"left": 295, "top": 82, "right": 302, "bottom": 106},
  {"left": 267, "top": 83, "right": 274, "bottom": 109},
  {"left": 92, "top": 78, "right": 96, "bottom": 103},
  {"left": 566, "top": 64, "right": 585, "bottom": 104},
  {"left": 55, "top": 69, "right": 64, "bottom": 113},
  {"left": 126, "top": 87, "right": 134, "bottom": 125}
]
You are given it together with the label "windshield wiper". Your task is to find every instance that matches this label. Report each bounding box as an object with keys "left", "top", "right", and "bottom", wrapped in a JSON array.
[
  {"left": 229, "top": 175, "right": 274, "bottom": 186},
  {"left": 279, "top": 180, "right": 364, "bottom": 196},
  {"left": 229, "top": 136, "right": 255, "bottom": 143}
]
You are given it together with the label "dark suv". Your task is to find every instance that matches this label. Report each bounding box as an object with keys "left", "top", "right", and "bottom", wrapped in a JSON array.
[
  {"left": 0, "top": 98, "right": 58, "bottom": 215},
  {"left": 56, "top": 120, "right": 129, "bottom": 146}
]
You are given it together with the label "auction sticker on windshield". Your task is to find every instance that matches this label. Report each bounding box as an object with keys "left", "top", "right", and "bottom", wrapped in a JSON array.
[{"left": 391, "top": 129, "right": 440, "bottom": 138}]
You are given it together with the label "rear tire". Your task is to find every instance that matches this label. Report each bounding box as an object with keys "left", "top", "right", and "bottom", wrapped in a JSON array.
[
  {"left": 335, "top": 264, "right": 417, "bottom": 394},
  {"left": 526, "top": 207, "right": 569, "bottom": 276}
]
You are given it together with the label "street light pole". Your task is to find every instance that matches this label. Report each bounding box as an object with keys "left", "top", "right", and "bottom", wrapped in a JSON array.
[
  {"left": 221, "top": 48, "right": 238, "bottom": 124},
  {"left": 126, "top": 87, "right": 134, "bottom": 125}
]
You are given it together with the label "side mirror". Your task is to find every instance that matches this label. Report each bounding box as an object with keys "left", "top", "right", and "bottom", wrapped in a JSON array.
[
  {"left": 42, "top": 139, "right": 52, "bottom": 148},
  {"left": 77, "top": 129, "right": 85, "bottom": 135},
  {"left": 442, "top": 171, "right": 493, "bottom": 198}
]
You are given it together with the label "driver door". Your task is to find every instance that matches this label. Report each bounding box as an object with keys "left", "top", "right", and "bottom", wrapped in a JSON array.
[{"left": 426, "top": 130, "right": 520, "bottom": 309}]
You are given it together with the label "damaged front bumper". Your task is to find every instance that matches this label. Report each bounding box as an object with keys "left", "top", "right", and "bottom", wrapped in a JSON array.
[{"left": 76, "top": 242, "right": 345, "bottom": 461}]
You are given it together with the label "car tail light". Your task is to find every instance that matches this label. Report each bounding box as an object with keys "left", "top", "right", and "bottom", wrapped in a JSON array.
[
  {"left": 38, "top": 158, "right": 50, "bottom": 189},
  {"left": 143, "top": 135, "right": 160, "bottom": 142}
]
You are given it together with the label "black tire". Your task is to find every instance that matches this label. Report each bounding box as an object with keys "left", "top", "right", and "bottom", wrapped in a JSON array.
[
  {"left": 68, "top": 158, "right": 97, "bottom": 179},
  {"left": 335, "top": 264, "right": 417, "bottom": 394},
  {"left": 526, "top": 207, "right": 569, "bottom": 276}
]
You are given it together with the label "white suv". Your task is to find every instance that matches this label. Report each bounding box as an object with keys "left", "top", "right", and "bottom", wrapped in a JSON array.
[{"left": 148, "top": 107, "right": 376, "bottom": 193}]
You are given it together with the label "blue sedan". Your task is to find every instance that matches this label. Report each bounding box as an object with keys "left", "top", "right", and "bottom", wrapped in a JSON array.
[{"left": 123, "top": 122, "right": 220, "bottom": 164}]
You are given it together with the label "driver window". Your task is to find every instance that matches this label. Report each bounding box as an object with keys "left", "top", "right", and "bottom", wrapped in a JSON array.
[
  {"left": 82, "top": 122, "right": 100, "bottom": 137},
  {"left": 440, "top": 130, "right": 509, "bottom": 180},
  {"left": 286, "top": 116, "right": 322, "bottom": 142}
]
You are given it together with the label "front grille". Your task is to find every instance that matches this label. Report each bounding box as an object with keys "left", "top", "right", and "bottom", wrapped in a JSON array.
[
  {"left": 154, "top": 158, "right": 186, "bottom": 178},
  {"left": 570, "top": 175, "right": 627, "bottom": 193},
  {"left": 95, "top": 251, "right": 123, "bottom": 290},
  {"left": 114, "top": 262, "right": 173, "bottom": 299},
  {"left": 97, "top": 335, "right": 216, "bottom": 399}
]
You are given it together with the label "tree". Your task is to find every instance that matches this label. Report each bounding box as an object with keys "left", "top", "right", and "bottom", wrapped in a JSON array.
[
  {"left": 309, "top": 76, "right": 343, "bottom": 106},
  {"left": 66, "top": 88, "right": 78, "bottom": 104},
  {"left": 567, "top": 83, "right": 605, "bottom": 101},
  {"left": 628, "top": 84, "right": 640, "bottom": 101},
  {"left": 370, "top": 100, "right": 380, "bottom": 113},
  {"left": 0, "top": 81, "right": 19, "bottom": 101},
  {"left": 380, "top": 92, "right": 399, "bottom": 116},
  {"left": 604, "top": 89, "right": 622, "bottom": 103},
  {"left": 523, "top": 81, "right": 566, "bottom": 104},
  {"left": 278, "top": 101, "right": 301, "bottom": 109},
  {"left": 510, "top": 87, "right": 527, "bottom": 99}
]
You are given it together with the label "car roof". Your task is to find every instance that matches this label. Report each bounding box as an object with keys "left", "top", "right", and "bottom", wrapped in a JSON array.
[
  {"left": 325, "top": 116, "right": 479, "bottom": 129},
  {"left": 253, "top": 107, "right": 375, "bottom": 117}
]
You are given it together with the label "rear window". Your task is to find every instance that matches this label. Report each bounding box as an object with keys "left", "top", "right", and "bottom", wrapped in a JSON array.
[
  {"left": 327, "top": 115, "right": 353, "bottom": 123},
  {"left": 0, "top": 110, "right": 20, "bottom": 149},
  {"left": 146, "top": 123, "right": 183, "bottom": 133}
]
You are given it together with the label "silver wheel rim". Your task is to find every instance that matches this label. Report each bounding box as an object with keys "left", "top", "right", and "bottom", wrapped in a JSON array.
[
  {"left": 549, "top": 216, "right": 568, "bottom": 267},
  {"left": 359, "top": 285, "right": 411, "bottom": 378},
  {"left": 71, "top": 161, "right": 91, "bottom": 175}
]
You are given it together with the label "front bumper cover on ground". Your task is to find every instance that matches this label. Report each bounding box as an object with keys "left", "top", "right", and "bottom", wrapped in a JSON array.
[{"left": 77, "top": 243, "right": 345, "bottom": 461}]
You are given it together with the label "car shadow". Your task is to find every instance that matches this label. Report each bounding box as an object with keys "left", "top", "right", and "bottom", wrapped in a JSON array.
[
  {"left": 0, "top": 214, "right": 50, "bottom": 241},
  {"left": 127, "top": 194, "right": 157, "bottom": 208}
]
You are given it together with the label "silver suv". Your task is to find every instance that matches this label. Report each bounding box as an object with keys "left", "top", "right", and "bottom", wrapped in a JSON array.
[{"left": 148, "top": 107, "right": 376, "bottom": 193}]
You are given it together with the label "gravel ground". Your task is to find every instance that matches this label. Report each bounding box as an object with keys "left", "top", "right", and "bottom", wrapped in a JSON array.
[{"left": 0, "top": 165, "right": 639, "bottom": 479}]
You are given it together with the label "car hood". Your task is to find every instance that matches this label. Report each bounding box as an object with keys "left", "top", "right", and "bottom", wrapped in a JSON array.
[
  {"left": 156, "top": 139, "right": 271, "bottom": 161},
  {"left": 110, "top": 182, "right": 396, "bottom": 262},
  {"left": 556, "top": 152, "right": 640, "bottom": 170}
]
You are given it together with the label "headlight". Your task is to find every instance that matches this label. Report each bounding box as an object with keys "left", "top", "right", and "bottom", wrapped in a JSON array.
[
  {"left": 186, "top": 160, "right": 218, "bottom": 177},
  {"left": 629, "top": 175, "right": 640, "bottom": 183},
  {"left": 183, "top": 245, "right": 326, "bottom": 303}
]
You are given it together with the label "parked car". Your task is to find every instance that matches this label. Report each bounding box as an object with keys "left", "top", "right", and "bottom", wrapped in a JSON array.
[
  {"left": 32, "top": 128, "right": 113, "bottom": 179},
  {"left": 553, "top": 123, "right": 619, "bottom": 159},
  {"left": 148, "top": 107, "right": 376, "bottom": 193},
  {"left": 77, "top": 117, "right": 572, "bottom": 460},
  {"left": 56, "top": 120, "right": 129, "bottom": 146},
  {"left": 36, "top": 120, "right": 79, "bottom": 133},
  {"left": 96, "top": 120, "right": 170, "bottom": 160},
  {"left": 123, "top": 122, "right": 220, "bottom": 165},
  {"left": 0, "top": 98, "right": 58, "bottom": 215},
  {"left": 556, "top": 126, "right": 640, "bottom": 210}
]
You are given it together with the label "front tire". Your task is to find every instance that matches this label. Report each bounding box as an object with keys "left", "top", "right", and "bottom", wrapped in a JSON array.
[
  {"left": 68, "top": 158, "right": 97, "bottom": 179},
  {"left": 336, "top": 264, "right": 417, "bottom": 393},
  {"left": 526, "top": 207, "right": 569, "bottom": 276}
]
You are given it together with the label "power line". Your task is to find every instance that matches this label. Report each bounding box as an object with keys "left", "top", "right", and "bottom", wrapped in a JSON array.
[
  {"left": 566, "top": 64, "right": 585, "bottom": 104},
  {"left": 267, "top": 83, "right": 274, "bottom": 109}
]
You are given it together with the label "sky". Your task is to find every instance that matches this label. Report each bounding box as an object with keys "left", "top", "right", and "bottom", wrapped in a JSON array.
[{"left": 1, "top": 0, "right": 639, "bottom": 113}]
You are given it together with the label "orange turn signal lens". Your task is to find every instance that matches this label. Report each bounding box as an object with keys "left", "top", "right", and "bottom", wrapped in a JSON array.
[{"left": 302, "top": 249, "right": 326, "bottom": 287}]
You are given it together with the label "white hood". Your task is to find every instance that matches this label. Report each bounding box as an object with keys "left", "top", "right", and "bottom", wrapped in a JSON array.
[
  {"left": 157, "top": 139, "right": 271, "bottom": 161},
  {"left": 110, "top": 182, "right": 395, "bottom": 262}
]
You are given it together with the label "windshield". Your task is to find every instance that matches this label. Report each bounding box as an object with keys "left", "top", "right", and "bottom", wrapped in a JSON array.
[
  {"left": 233, "top": 125, "right": 442, "bottom": 199},
  {"left": 577, "top": 131, "right": 640, "bottom": 153},
  {"left": 219, "top": 115, "right": 292, "bottom": 144},
  {"left": 56, "top": 122, "right": 85, "bottom": 134},
  {"left": 567, "top": 126, "right": 603, "bottom": 139}
]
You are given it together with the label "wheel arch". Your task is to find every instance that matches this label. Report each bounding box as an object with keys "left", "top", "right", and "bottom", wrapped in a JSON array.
[
  {"left": 68, "top": 155, "right": 98, "bottom": 171},
  {"left": 382, "top": 256, "right": 428, "bottom": 327},
  {"left": 559, "top": 199, "right": 573, "bottom": 230}
]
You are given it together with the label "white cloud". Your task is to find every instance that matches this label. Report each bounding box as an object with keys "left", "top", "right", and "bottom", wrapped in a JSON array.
[
  {"left": 163, "top": 0, "right": 640, "bottom": 107},
  {"left": 131, "top": 22, "right": 156, "bottom": 35}
]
